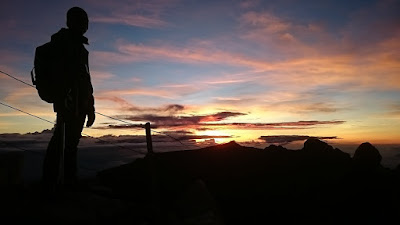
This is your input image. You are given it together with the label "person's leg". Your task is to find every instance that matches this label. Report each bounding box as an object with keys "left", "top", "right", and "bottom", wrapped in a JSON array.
[
  {"left": 42, "top": 113, "right": 63, "bottom": 192},
  {"left": 63, "top": 113, "right": 86, "bottom": 185}
]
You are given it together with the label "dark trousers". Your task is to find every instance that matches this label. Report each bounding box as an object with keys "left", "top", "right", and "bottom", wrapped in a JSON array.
[{"left": 42, "top": 112, "right": 86, "bottom": 187}]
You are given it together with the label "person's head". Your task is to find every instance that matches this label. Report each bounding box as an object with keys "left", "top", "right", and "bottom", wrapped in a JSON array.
[{"left": 66, "top": 7, "right": 88, "bottom": 35}]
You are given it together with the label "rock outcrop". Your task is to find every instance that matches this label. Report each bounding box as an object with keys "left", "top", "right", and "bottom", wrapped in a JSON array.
[
  {"left": 353, "top": 142, "right": 382, "bottom": 169},
  {"left": 264, "top": 144, "right": 288, "bottom": 152}
]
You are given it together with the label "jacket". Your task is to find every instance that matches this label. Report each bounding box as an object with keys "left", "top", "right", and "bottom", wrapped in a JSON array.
[{"left": 50, "top": 28, "right": 94, "bottom": 116}]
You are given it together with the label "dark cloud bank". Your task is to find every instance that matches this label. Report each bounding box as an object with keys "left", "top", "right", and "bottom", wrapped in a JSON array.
[
  {"left": 259, "top": 135, "right": 339, "bottom": 145},
  {"left": 96, "top": 109, "right": 345, "bottom": 130}
]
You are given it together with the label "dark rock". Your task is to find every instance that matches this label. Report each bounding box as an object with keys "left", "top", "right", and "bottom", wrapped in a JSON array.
[
  {"left": 167, "top": 179, "right": 224, "bottom": 225},
  {"left": 264, "top": 144, "right": 288, "bottom": 152},
  {"left": 213, "top": 140, "right": 241, "bottom": 150},
  {"left": 0, "top": 150, "right": 24, "bottom": 186},
  {"left": 302, "top": 138, "right": 334, "bottom": 153},
  {"left": 353, "top": 142, "right": 382, "bottom": 169},
  {"left": 301, "top": 138, "right": 351, "bottom": 167}
]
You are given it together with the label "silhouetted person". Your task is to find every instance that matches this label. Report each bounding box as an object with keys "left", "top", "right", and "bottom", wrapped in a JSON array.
[{"left": 42, "top": 7, "right": 95, "bottom": 192}]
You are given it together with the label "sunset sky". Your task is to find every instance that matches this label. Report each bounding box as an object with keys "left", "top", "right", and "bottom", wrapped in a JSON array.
[{"left": 1, "top": 0, "right": 399, "bottom": 148}]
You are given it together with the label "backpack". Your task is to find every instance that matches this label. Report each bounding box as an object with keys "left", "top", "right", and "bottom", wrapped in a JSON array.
[{"left": 31, "top": 41, "right": 66, "bottom": 103}]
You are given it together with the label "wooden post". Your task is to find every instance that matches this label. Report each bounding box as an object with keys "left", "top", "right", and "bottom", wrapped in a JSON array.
[
  {"left": 145, "top": 122, "right": 160, "bottom": 220},
  {"left": 145, "top": 122, "right": 154, "bottom": 155}
]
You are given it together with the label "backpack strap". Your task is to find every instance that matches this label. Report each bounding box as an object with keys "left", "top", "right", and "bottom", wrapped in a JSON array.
[{"left": 31, "top": 67, "right": 36, "bottom": 85}]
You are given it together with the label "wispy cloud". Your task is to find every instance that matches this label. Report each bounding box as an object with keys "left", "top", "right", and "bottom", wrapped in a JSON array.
[
  {"left": 204, "top": 79, "right": 249, "bottom": 85},
  {"left": 97, "top": 107, "right": 345, "bottom": 131},
  {"left": 121, "top": 111, "right": 247, "bottom": 126},
  {"left": 214, "top": 120, "right": 345, "bottom": 130},
  {"left": 93, "top": 40, "right": 275, "bottom": 70},
  {"left": 154, "top": 129, "right": 232, "bottom": 141},
  {"left": 101, "top": 88, "right": 175, "bottom": 99},
  {"left": 92, "top": 14, "right": 168, "bottom": 28},
  {"left": 3, "top": 86, "right": 36, "bottom": 104},
  {"left": 89, "top": 0, "right": 175, "bottom": 28},
  {"left": 385, "top": 104, "right": 400, "bottom": 118},
  {"left": 94, "top": 79, "right": 205, "bottom": 103},
  {"left": 0, "top": 50, "right": 29, "bottom": 64},
  {"left": 240, "top": 11, "right": 292, "bottom": 34},
  {"left": 213, "top": 97, "right": 242, "bottom": 101},
  {"left": 96, "top": 95, "right": 185, "bottom": 114},
  {"left": 239, "top": 0, "right": 261, "bottom": 9},
  {"left": 238, "top": 11, "right": 321, "bottom": 57},
  {"left": 263, "top": 101, "right": 345, "bottom": 114}
]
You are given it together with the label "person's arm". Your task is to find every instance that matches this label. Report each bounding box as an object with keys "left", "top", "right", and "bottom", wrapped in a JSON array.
[{"left": 85, "top": 62, "right": 95, "bottom": 127}]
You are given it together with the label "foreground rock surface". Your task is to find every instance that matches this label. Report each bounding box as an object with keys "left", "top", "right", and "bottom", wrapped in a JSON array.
[{"left": 2, "top": 139, "right": 399, "bottom": 224}]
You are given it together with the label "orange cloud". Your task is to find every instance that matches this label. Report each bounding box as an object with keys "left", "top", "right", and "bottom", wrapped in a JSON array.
[
  {"left": 92, "top": 14, "right": 168, "bottom": 28},
  {"left": 235, "top": 9, "right": 400, "bottom": 91},
  {"left": 213, "top": 97, "right": 242, "bottom": 101},
  {"left": 101, "top": 88, "right": 174, "bottom": 99},
  {"left": 204, "top": 79, "right": 249, "bottom": 85},
  {"left": 4, "top": 86, "right": 36, "bottom": 104},
  {"left": 90, "top": 70, "right": 116, "bottom": 85}
]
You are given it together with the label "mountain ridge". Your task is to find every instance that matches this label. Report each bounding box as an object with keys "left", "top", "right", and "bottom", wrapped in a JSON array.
[{"left": 95, "top": 138, "right": 400, "bottom": 224}]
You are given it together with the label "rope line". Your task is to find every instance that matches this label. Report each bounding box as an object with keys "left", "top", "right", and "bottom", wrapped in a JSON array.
[
  {"left": 0, "top": 69, "right": 35, "bottom": 88},
  {"left": 94, "top": 112, "right": 198, "bottom": 149},
  {"left": 0, "top": 69, "right": 200, "bottom": 150},
  {"left": 0, "top": 101, "right": 56, "bottom": 124},
  {"left": 151, "top": 129, "right": 200, "bottom": 149},
  {"left": 0, "top": 101, "right": 144, "bottom": 154},
  {"left": 94, "top": 111, "right": 144, "bottom": 128},
  {"left": 0, "top": 69, "right": 140, "bottom": 127}
]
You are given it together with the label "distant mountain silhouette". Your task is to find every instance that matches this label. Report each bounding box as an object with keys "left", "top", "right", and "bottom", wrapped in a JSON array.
[{"left": 96, "top": 139, "right": 400, "bottom": 224}]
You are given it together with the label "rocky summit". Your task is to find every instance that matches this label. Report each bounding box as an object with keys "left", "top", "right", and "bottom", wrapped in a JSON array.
[{"left": 95, "top": 139, "right": 400, "bottom": 225}]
